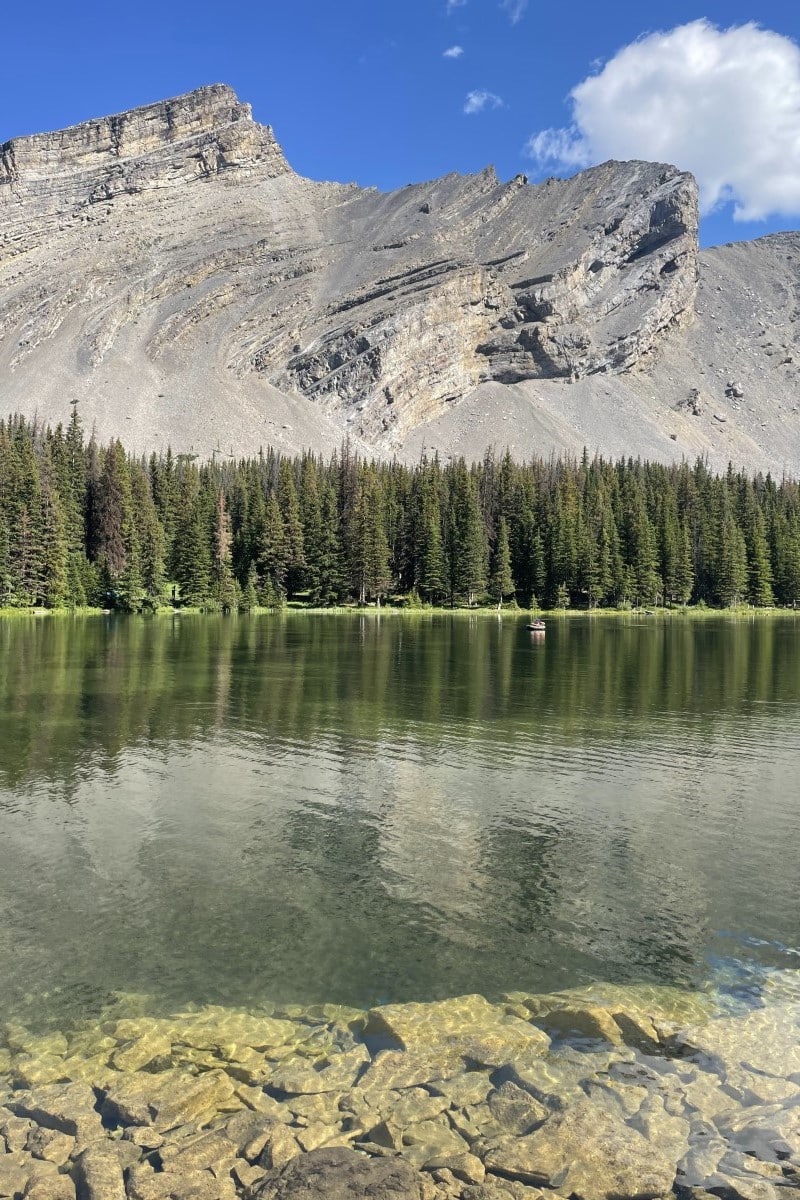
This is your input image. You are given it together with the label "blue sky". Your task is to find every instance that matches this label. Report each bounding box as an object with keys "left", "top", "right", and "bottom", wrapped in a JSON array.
[{"left": 2, "top": 1, "right": 800, "bottom": 247}]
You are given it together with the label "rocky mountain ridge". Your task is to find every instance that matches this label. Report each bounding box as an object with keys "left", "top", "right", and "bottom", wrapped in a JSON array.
[{"left": 0, "top": 85, "right": 798, "bottom": 472}]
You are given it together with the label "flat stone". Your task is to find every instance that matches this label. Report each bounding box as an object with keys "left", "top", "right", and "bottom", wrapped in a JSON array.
[
  {"left": 233, "top": 1084, "right": 288, "bottom": 1118},
  {"left": 233, "top": 1160, "right": 265, "bottom": 1190},
  {"left": 402, "top": 1117, "right": 470, "bottom": 1167},
  {"left": 487, "top": 1082, "right": 548, "bottom": 1135},
  {"left": 428, "top": 1073, "right": 493, "bottom": 1108},
  {"left": 535, "top": 1005, "right": 623, "bottom": 1045},
  {"left": 295, "top": 1122, "right": 338, "bottom": 1152},
  {"left": 365, "top": 997, "right": 548, "bottom": 1067},
  {"left": 252, "top": 1146, "right": 427, "bottom": 1199},
  {"left": 498, "top": 1056, "right": 586, "bottom": 1111},
  {"left": 0, "top": 1151, "right": 35, "bottom": 1198},
  {"left": 72, "top": 1143, "right": 126, "bottom": 1200},
  {"left": 677, "top": 1127, "right": 728, "bottom": 1187},
  {"left": 59, "top": 1053, "right": 116, "bottom": 1089},
  {"left": 630, "top": 1093, "right": 690, "bottom": 1163},
  {"left": 112, "top": 1032, "right": 173, "bottom": 1072},
  {"left": 102, "top": 1068, "right": 234, "bottom": 1132},
  {"left": 363, "top": 1118, "right": 405, "bottom": 1150},
  {"left": 462, "top": 1182, "right": 549, "bottom": 1200},
  {"left": 269, "top": 1047, "right": 368, "bottom": 1094},
  {"left": 481, "top": 1099, "right": 675, "bottom": 1199},
  {"left": 677, "top": 1005, "right": 800, "bottom": 1081},
  {"left": 358, "top": 1050, "right": 462, "bottom": 1093},
  {"left": 286, "top": 1092, "right": 344, "bottom": 1125},
  {"left": 0, "top": 1111, "right": 35, "bottom": 1152},
  {"left": 424, "top": 1153, "right": 485, "bottom": 1185},
  {"left": 3, "top": 1026, "right": 68, "bottom": 1059},
  {"left": 126, "top": 1162, "right": 237, "bottom": 1200},
  {"left": 8, "top": 1082, "right": 102, "bottom": 1143},
  {"left": 519, "top": 983, "right": 716, "bottom": 1029},
  {"left": 11, "top": 1055, "right": 69, "bottom": 1087},
  {"left": 257, "top": 1123, "right": 301, "bottom": 1170},
  {"left": 124, "top": 1124, "right": 165, "bottom": 1151},
  {"left": 23, "top": 1173, "right": 77, "bottom": 1200},
  {"left": 222, "top": 1110, "right": 278, "bottom": 1158},
  {"left": 25, "top": 1124, "right": 75, "bottom": 1165},
  {"left": 390, "top": 1089, "right": 449, "bottom": 1127},
  {"left": 723, "top": 1103, "right": 800, "bottom": 1167},
  {"left": 582, "top": 1079, "right": 646, "bottom": 1122},
  {"left": 159, "top": 1129, "right": 238, "bottom": 1175},
  {"left": 177, "top": 1009, "right": 301, "bottom": 1053},
  {"left": 608, "top": 1010, "right": 661, "bottom": 1054}
]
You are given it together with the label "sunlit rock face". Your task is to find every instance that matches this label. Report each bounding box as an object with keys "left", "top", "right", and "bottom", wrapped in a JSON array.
[
  {"left": 3, "top": 85, "right": 800, "bottom": 473},
  {"left": 0, "top": 86, "right": 699, "bottom": 451}
]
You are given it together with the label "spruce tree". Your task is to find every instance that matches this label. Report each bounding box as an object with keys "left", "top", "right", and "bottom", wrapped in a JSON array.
[
  {"left": 173, "top": 468, "right": 212, "bottom": 606},
  {"left": 315, "top": 483, "right": 345, "bottom": 605},
  {"left": 489, "top": 517, "right": 515, "bottom": 608},
  {"left": 351, "top": 467, "right": 391, "bottom": 604},
  {"left": 211, "top": 489, "right": 238, "bottom": 611},
  {"left": 446, "top": 461, "right": 487, "bottom": 606}
]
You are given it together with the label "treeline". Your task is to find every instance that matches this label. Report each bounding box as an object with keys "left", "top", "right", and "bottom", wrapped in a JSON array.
[{"left": 1, "top": 410, "right": 799, "bottom": 611}]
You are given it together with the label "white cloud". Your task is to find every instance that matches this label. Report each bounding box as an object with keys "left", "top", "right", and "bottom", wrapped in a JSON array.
[
  {"left": 447, "top": 0, "right": 467, "bottom": 13},
  {"left": 524, "top": 20, "right": 800, "bottom": 221},
  {"left": 464, "top": 90, "right": 504, "bottom": 115},
  {"left": 527, "top": 128, "right": 591, "bottom": 170},
  {"left": 443, "top": 45, "right": 464, "bottom": 59},
  {"left": 500, "top": 0, "right": 528, "bottom": 23}
]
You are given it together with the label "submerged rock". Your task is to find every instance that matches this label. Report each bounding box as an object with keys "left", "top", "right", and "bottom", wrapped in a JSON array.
[
  {"left": 364, "top": 997, "right": 548, "bottom": 1066},
  {"left": 1, "top": 983, "right": 800, "bottom": 1200},
  {"left": 250, "top": 1146, "right": 428, "bottom": 1200},
  {"left": 481, "top": 1099, "right": 675, "bottom": 1199}
]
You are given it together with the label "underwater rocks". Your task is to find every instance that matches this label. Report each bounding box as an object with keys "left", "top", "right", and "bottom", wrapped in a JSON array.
[{"left": 1, "top": 983, "right": 800, "bottom": 1200}]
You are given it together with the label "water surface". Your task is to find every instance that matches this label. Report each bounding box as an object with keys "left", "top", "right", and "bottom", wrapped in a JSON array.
[{"left": 1, "top": 613, "right": 798, "bottom": 1027}]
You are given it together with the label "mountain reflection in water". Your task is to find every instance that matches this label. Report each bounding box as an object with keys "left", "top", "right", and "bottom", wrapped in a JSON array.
[{"left": 0, "top": 613, "right": 798, "bottom": 1027}]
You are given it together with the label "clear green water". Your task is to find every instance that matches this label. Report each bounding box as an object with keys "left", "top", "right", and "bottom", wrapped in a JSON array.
[{"left": 1, "top": 613, "right": 799, "bottom": 1027}]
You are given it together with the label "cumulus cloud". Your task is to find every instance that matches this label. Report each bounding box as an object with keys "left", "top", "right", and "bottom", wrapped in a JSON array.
[
  {"left": 525, "top": 20, "right": 800, "bottom": 221},
  {"left": 464, "top": 90, "right": 504, "bottom": 115},
  {"left": 443, "top": 45, "right": 464, "bottom": 59},
  {"left": 500, "top": 0, "right": 528, "bottom": 23}
]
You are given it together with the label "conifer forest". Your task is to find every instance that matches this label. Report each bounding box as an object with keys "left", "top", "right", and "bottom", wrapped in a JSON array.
[{"left": 1, "top": 410, "right": 799, "bottom": 612}]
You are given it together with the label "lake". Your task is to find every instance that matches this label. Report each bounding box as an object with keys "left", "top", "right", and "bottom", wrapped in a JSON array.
[{"left": 1, "top": 612, "right": 799, "bottom": 1030}]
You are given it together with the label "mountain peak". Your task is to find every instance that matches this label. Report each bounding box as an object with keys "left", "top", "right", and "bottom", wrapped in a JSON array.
[{"left": 0, "top": 84, "right": 289, "bottom": 221}]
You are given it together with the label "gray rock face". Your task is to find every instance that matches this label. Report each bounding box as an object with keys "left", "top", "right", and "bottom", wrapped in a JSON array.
[
  {"left": 0, "top": 86, "right": 700, "bottom": 455},
  {"left": 252, "top": 1146, "right": 427, "bottom": 1200},
  {"left": 1, "top": 85, "right": 798, "bottom": 473},
  {"left": 0, "top": 85, "right": 287, "bottom": 238}
]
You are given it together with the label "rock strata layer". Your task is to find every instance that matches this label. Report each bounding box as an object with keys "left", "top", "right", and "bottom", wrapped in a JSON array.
[
  {"left": 0, "top": 85, "right": 798, "bottom": 472},
  {"left": 2, "top": 981, "right": 800, "bottom": 1200}
]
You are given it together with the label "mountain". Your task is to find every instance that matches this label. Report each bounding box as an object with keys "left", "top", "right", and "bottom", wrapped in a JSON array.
[{"left": 1, "top": 84, "right": 798, "bottom": 472}]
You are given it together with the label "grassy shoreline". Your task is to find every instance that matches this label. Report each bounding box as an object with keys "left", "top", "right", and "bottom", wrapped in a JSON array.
[{"left": 1, "top": 603, "right": 798, "bottom": 621}]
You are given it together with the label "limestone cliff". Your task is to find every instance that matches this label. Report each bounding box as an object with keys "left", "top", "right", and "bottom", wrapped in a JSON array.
[{"left": 0, "top": 85, "right": 797, "bottom": 472}]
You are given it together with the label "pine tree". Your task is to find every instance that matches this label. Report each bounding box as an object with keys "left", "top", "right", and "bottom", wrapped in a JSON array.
[
  {"left": 211, "top": 489, "right": 238, "bottom": 611},
  {"left": 716, "top": 498, "right": 749, "bottom": 607},
  {"left": 740, "top": 488, "right": 774, "bottom": 606},
  {"left": 259, "top": 494, "right": 288, "bottom": 599},
  {"left": 351, "top": 467, "right": 391, "bottom": 604},
  {"left": 314, "top": 483, "right": 345, "bottom": 605},
  {"left": 173, "top": 468, "right": 212, "bottom": 606},
  {"left": 39, "top": 444, "right": 69, "bottom": 608},
  {"left": 299, "top": 455, "right": 324, "bottom": 599},
  {"left": 242, "top": 563, "right": 259, "bottom": 611},
  {"left": 489, "top": 518, "right": 515, "bottom": 608},
  {"left": 131, "top": 461, "right": 165, "bottom": 604},
  {"left": 446, "top": 461, "right": 487, "bottom": 606},
  {"left": 277, "top": 460, "right": 306, "bottom": 596}
]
